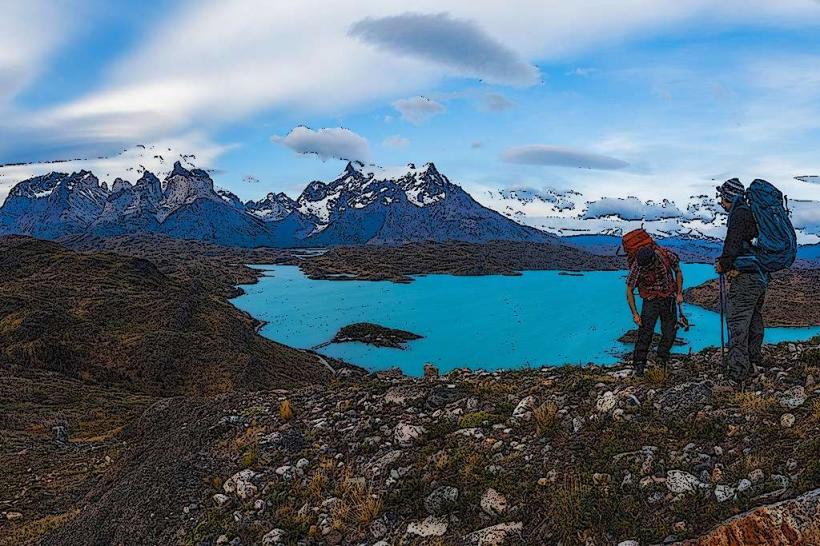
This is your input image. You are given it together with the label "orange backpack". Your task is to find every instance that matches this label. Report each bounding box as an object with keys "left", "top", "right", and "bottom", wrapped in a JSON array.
[{"left": 621, "top": 229, "right": 656, "bottom": 265}]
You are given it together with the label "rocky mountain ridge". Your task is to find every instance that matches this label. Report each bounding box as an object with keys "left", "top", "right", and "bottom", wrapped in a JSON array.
[{"left": 0, "top": 160, "right": 551, "bottom": 247}]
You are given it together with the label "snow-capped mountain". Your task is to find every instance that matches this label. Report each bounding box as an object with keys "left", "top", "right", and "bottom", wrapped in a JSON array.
[
  {"left": 245, "top": 192, "right": 297, "bottom": 222},
  {"left": 0, "top": 171, "right": 109, "bottom": 239},
  {"left": 477, "top": 186, "right": 731, "bottom": 241},
  {"left": 294, "top": 161, "right": 551, "bottom": 244},
  {"left": 0, "top": 160, "right": 553, "bottom": 247}
]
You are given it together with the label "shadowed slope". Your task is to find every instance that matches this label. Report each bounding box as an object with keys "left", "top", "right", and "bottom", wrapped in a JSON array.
[{"left": 0, "top": 236, "right": 331, "bottom": 395}]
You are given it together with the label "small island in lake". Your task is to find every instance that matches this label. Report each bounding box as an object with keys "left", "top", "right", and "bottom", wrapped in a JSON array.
[{"left": 331, "top": 322, "right": 423, "bottom": 349}]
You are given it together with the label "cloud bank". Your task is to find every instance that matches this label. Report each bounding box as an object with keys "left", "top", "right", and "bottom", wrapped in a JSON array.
[
  {"left": 271, "top": 127, "right": 371, "bottom": 162},
  {"left": 501, "top": 145, "right": 630, "bottom": 170},
  {"left": 582, "top": 196, "right": 684, "bottom": 221},
  {"left": 349, "top": 12, "right": 539, "bottom": 86}
]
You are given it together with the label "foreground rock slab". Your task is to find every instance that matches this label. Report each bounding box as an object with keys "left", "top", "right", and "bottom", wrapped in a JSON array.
[{"left": 675, "top": 487, "right": 820, "bottom": 545}]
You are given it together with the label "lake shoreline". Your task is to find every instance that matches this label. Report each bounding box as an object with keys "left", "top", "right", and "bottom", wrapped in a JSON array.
[{"left": 232, "top": 264, "right": 820, "bottom": 376}]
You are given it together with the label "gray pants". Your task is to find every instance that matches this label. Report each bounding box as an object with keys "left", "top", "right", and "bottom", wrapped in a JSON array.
[{"left": 726, "top": 272, "right": 766, "bottom": 381}]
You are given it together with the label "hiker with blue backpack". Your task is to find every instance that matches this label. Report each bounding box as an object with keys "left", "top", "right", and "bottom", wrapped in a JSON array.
[{"left": 715, "top": 178, "right": 797, "bottom": 386}]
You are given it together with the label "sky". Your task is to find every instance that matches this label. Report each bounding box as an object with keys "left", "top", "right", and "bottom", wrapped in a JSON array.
[{"left": 2, "top": 0, "right": 820, "bottom": 216}]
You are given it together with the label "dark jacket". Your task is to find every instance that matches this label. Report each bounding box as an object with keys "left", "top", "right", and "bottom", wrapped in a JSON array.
[{"left": 718, "top": 199, "right": 758, "bottom": 271}]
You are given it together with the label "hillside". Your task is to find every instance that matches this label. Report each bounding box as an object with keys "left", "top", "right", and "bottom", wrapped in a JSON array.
[
  {"left": 14, "top": 339, "right": 817, "bottom": 546},
  {"left": 0, "top": 236, "right": 333, "bottom": 395},
  {"left": 297, "top": 240, "right": 624, "bottom": 283},
  {"left": 685, "top": 269, "right": 820, "bottom": 327}
]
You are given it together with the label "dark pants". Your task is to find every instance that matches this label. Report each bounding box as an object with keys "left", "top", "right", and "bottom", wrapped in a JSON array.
[
  {"left": 726, "top": 272, "right": 766, "bottom": 381},
  {"left": 633, "top": 296, "right": 677, "bottom": 370}
]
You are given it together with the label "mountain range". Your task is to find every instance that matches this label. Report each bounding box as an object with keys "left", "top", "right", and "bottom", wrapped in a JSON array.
[{"left": 0, "top": 160, "right": 551, "bottom": 247}]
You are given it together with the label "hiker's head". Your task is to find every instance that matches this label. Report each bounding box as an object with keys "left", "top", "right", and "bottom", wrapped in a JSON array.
[
  {"left": 636, "top": 246, "right": 656, "bottom": 268},
  {"left": 716, "top": 178, "right": 745, "bottom": 210}
]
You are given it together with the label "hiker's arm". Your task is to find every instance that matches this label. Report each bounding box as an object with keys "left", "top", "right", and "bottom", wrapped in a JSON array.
[
  {"left": 675, "top": 265, "right": 684, "bottom": 303},
  {"left": 626, "top": 286, "right": 641, "bottom": 325},
  {"left": 718, "top": 207, "right": 753, "bottom": 271}
]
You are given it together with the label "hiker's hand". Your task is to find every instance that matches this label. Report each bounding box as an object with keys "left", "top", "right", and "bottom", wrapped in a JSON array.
[
  {"left": 676, "top": 293, "right": 684, "bottom": 304},
  {"left": 715, "top": 262, "right": 724, "bottom": 274},
  {"left": 633, "top": 313, "right": 642, "bottom": 326}
]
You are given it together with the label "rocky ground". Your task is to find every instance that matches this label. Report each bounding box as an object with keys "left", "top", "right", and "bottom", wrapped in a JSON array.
[{"left": 5, "top": 338, "right": 813, "bottom": 546}]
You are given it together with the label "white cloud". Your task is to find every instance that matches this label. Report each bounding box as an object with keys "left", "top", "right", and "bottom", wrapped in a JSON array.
[
  {"left": 479, "top": 93, "right": 516, "bottom": 112},
  {"left": 5, "top": 1, "right": 820, "bottom": 162},
  {"left": 349, "top": 12, "right": 540, "bottom": 86},
  {"left": 0, "top": 1, "right": 81, "bottom": 105},
  {"left": 501, "top": 145, "right": 630, "bottom": 170},
  {"left": 382, "top": 135, "right": 410, "bottom": 148},
  {"left": 582, "top": 196, "right": 683, "bottom": 221},
  {"left": 392, "top": 96, "right": 447, "bottom": 124},
  {"left": 271, "top": 126, "right": 371, "bottom": 162},
  {"left": 568, "top": 67, "right": 598, "bottom": 77},
  {"left": 791, "top": 199, "right": 820, "bottom": 235}
]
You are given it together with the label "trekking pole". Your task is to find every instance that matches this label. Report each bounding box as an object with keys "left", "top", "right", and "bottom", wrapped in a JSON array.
[{"left": 718, "top": 273, "right": 727, "bottom": 370}]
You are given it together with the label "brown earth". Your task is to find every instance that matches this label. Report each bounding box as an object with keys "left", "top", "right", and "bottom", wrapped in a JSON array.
[
  {"left": 685, "top": 269, "right": 820, "bottom": 327},
  {"left": 0, "top": 236, "right": 334, "bottom": 396},
  {"left": 0, "top": 368, "right": 155, "bottom": 546},
  {"left": 1, "top": 235, "right": 818, "bottom": 545},
  {"left": 296, "top": 240, "right": 625, "bottom": 283}
]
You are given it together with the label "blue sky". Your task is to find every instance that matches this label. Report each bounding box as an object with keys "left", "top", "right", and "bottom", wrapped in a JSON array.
[{"left": 2, "top": 0, "right": 820, "bottom": 210}]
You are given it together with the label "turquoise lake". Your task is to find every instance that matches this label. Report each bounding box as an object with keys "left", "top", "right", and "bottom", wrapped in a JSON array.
[{"left": 231, "top": 264, "right": 820, "bottom": 375}]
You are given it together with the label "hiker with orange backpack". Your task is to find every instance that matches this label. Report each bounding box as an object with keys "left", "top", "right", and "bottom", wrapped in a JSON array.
[{"left": 623, "top": 231, "right": 684, "bottom": 376}]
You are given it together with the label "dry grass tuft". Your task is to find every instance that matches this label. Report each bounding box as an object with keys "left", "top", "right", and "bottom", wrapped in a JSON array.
[
  {"left": 328, "top": 474, "right": 383, "bottom": 532},
  {"left": 731, "top": 392, "right": 776, "bottom": 414},
  {"left": 279, "top": 399, "right": 294, "bottom": 422},
  {"left": 645, "top": 367, "right": 668, "bottom": 384},
  {"left": 0, "top": 510, "right": 80, "bottom": 546},
  {"left": 307, "top": 470, "right": 328, "bottom": 499},
  {"left": 534, "top": 401, "right": 560, "bottom": 436}
]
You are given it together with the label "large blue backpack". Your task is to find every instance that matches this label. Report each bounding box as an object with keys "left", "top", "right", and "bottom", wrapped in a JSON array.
[{"left": 735, "top": 179, "right": 797, "bottom": 273}]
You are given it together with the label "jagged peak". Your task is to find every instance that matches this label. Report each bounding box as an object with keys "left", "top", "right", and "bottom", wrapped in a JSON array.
[
  {"left": 343, "top": 160, "right": 366, "bottom": 176},
  {"left": 137, "top": 171, "right": 160, "bottom": 184},
  {"left": 170, "top": 161, "right": 192, "bottom": 178},
  {"left": 111, "top": 178, "right": 132, "bottom": 193}
]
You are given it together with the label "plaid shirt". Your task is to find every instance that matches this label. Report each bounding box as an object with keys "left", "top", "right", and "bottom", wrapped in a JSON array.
[{"left": 627, "top": 247, "right": 680, "bottom": 300}]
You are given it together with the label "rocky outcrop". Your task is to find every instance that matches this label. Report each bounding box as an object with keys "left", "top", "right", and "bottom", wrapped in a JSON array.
[
  {"left": 330, "top": 322, "right": 423, "bottom": 349},
  {"left": 675, "top": 487, "right": 820, "bottom": 545}
]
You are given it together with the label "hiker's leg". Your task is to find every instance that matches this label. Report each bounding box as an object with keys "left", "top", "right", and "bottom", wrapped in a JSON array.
[
  {"left": 633, "top": 299, "right": 660, "bottom": 372},
  {"left": 748, "top": 285, "right": 766, "bottom": 367},
  {"left": 657, "top": 296, "right": 678, "bottom": 362},
  {"left": 726, "top": 274, "right": 758, "bottom": 381}
]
